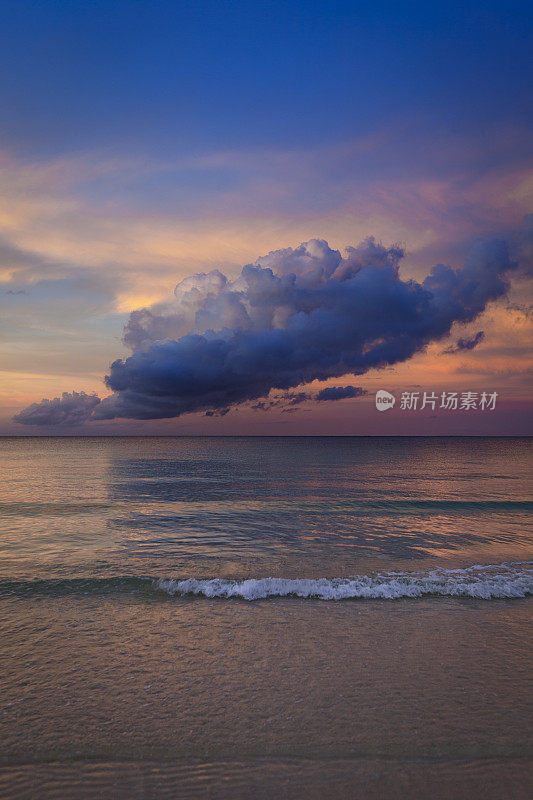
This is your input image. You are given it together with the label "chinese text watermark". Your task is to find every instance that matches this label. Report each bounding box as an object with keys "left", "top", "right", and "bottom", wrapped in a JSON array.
[{"left": 375, "top": 390, "right": 498, "bottom": 412}]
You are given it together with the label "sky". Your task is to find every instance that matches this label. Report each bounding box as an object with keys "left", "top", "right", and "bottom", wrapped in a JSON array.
[{"left": 0, "top": 0, "right": 532, "bottom": 434}]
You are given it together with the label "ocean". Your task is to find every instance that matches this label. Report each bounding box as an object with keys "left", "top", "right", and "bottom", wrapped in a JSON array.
[{"left": 0, "top": 436, "right": 531, "bottom": 798}]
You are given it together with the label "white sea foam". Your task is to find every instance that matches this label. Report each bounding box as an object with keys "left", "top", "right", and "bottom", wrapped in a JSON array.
[{"left": 154, "top": 562, "right": 533, "bottom": 601}]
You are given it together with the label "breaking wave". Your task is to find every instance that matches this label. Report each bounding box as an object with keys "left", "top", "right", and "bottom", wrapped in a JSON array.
[
  {"left": 155, "top": 562, "right": 533, "bottom": 601},
  {"left": 1, "top": 563, "right": 531, "bottom": 601}
]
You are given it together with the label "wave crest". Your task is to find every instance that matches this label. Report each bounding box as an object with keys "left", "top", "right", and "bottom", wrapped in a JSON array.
[{"left": 155, "top": 562, "right": 533, "bottom": 601}]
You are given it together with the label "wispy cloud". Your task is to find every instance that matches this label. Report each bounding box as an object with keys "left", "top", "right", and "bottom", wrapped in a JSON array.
[{"left": 443, "top": 330, "right": 485, "bottom": 354}]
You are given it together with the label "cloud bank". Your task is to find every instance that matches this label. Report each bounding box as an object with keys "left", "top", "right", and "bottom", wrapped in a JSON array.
[
  {"left": 14, "top": 233, "right": 524, "bottom": 425},
  {"left": 13, "top": 391, "right": 101, "bottom": 426}
]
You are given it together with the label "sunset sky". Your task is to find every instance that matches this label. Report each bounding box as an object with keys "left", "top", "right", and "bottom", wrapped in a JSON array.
[{"left": 1, "top": 0, "right": 531, "bottom": 434}]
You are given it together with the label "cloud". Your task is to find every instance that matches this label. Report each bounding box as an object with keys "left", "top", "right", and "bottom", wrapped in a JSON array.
[
  {"left": 315, "top": 385, "right": 366, "bottom": 401},
  {"left": 0, "top": 235, "right": 46, "bottom": 280},
  {"left": 443, "top": 330, "right": 485, "bottom": 354},
  {"left": 513, "top": 213, "right": 533, "bottom": 277},
  {"left": 249, "top": 391, "right": 311, "bottom": 412},
  {"left": 13, "top": 391, "right": 101, "bottom": 426},
  {"left": 122, "top": 270, "right": 229, "bottom": 351},
  {"left": 15, "top": 230, "right": 527, "bottom": 425},
  {"left": 91, "top": 234, "right": 519, "bottom": 420},
  {"left": 204, "top": 407, "right": 230, "bottom": 417}
]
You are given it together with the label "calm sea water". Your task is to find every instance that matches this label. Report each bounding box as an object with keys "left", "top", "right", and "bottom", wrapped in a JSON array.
[{"left": 0, "top": 437, "right": 531, "bottom": 798}]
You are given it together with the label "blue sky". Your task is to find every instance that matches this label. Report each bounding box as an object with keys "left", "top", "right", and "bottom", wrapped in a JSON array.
[
  {"left": 0, "top": 0, "right": 531, "bottom": 434},
  {"left": 2, "top": 0, "right": 531, "bottom": 157}
]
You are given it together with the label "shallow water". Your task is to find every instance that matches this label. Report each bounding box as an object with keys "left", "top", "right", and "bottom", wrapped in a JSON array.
[{"left": 0, "top": 437, "right": 531, "bottom": 798}]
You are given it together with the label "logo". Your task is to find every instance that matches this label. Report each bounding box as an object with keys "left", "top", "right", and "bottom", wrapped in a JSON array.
[{"left": 375, "top": 390, "right": 396, "bottom": 411}]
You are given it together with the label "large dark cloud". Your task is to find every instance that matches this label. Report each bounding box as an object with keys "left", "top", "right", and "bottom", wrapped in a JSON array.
[
  {"left": 92, "top": 236, "right": 518, "bottom": 420},
  {"left": 14, "top": 233, "right": 525, "bottom": 425},
  {"left": 13, "top": 391, "right": 101, "bottom": 426}
]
